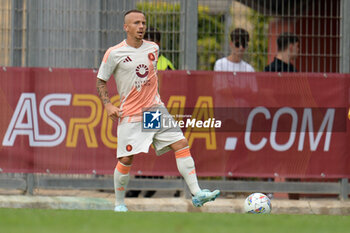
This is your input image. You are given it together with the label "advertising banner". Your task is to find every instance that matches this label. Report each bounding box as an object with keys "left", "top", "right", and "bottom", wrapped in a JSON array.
[{"left": 0, "top": 68, "right": 349, "bottom": 178}]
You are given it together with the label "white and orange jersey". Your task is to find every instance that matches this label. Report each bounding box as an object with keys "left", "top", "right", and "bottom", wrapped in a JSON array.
[{"left": 97, "top": 39, "right": 163, "bottom": 122}]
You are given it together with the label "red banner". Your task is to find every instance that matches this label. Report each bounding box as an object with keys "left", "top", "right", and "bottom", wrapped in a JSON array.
[{"left": 0, "top": 68, "right": 349, "bottom": 178}]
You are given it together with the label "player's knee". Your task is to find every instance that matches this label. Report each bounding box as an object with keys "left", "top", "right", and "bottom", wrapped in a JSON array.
[
  {"left": 171, "top": 139, "right": 189, "bottom": 151},
  {"left": 178, "top": 139, "right": 189, "bottom": 148},
  {"left": 118, "top": 155, "right": 134, "bottom": 166}
]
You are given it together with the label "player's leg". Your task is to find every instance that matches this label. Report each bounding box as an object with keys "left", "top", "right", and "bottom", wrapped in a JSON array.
[
  {"left": 114, "top": 155, "right": 134, "bottom": 212},
  {"left": 171, "top": 139, "right": 200, "bottom": 195},
  {"left": 114, "top": 121, "right": 155, "bottom": 212},
  {"left": 152, "top": 106, "right": 219, "bottom": 206},
  {"left": 170, "top": 139, "right": 220, "bottom": 207}
]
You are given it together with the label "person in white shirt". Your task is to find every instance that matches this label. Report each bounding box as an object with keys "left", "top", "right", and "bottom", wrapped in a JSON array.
[
  {"left": 213, "top": 28, "right": 257, "bottom": 129},
  {"left": 214, "top": 28, "right": 254, "bottom": 72}
]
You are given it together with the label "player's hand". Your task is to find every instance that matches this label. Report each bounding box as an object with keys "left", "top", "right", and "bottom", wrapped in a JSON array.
[{"left": 105, "top": 103, "right": 121, "bottom": 121}]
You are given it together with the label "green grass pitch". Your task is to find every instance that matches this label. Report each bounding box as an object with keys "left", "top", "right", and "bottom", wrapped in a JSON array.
[{"left": 1, "top": 208, "right": 349, "bottom": 233}]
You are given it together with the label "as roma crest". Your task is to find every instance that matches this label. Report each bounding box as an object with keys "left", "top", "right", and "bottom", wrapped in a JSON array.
[{"left": 148, "top": 53, "right": 155, "bottom": 61}]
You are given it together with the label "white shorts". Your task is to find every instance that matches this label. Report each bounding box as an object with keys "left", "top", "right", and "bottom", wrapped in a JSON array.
[{"left": 116, "top": 108, "right": 185, "bottom": 158}]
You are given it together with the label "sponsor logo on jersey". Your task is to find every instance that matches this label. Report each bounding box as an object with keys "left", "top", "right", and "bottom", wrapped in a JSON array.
[{"left": 135, "top": 64, "right": 149, "bottom": 78}]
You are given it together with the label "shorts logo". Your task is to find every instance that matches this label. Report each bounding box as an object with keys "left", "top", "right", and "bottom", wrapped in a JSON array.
[
  {"left": 126, "top": 144, "right": 133, "bottom": 152},
  {"left": 148, "top": 53, "right": 155, "bottom": 61},
  {"left": 143, "top": 110, "right": 161, "bottom": 129},
  {"left": 135, "top": 64, "right": 149, "bottom": 78}
]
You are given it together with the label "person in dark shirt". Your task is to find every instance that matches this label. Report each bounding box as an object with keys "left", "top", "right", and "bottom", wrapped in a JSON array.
[
  {"left": 264, "top": 32, "right": 299, "bottom": 72},
  {"left": 264, "top": 35, "right": 301, "bottom": 200}
]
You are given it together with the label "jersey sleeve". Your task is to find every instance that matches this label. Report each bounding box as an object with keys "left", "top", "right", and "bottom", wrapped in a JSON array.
[{"left": 97, "top": 49, "right": 117, "bottom": 81}]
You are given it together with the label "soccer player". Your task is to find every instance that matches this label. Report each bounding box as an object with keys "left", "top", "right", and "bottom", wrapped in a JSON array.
[
  {"left": 96, "top": 9, "right": 220, "bottom": 212},
  {"left": 126, "top": 27, "right": 176, "bottom": 199}
]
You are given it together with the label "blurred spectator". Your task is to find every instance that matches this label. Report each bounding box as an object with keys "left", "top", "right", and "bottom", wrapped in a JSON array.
[
  {"left": 264, "top": 32, "right": 299, "bottom": 72},
  {"left": 213, "top": 28, "right": 257, "bottom": 126},
  {"left": 214, "top": 28, "right": 254, "bottom": 72},
  {"left": 212, "top": 28, "right": 259, "bottom": 199},
  {"left": 264, "top": 32, "right": 301, "bottom": 200}
]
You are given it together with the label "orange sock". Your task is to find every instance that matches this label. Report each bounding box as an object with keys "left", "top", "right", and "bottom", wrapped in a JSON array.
[
  {"left": 116, "top": 162, "right": 131, "bottom": 174},
  {"left": 175, "top": 146, "right": 191, "bottom": 158}
]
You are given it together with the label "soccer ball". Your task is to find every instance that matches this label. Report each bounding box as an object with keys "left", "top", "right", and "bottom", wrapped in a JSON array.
[{"left": 244, "top": 193, "right": 272, "bottom": 214}]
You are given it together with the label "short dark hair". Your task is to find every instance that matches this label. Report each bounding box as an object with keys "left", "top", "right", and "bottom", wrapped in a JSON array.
[
  {"left": 277, "top": 32, "right": 299, "bottom": 51},
  {"left": 144, "top": 27, "right": 161, "bottom": 43},
  {"left": 230, "top": 28, "right": 250, "bottom": 43},
  {"left": 124, "top": 9, "right": 144, "bottom": 18}
]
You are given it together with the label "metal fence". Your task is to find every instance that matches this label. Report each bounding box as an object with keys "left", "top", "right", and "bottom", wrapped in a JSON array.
[
  {"left": 198, "top": 0, "right": 348, "bottom": 73},
  {"left": 1, "top": 0, "right": 349, "bottom": 72},
  {"left": 1, "top": 173, "right": 349, "bottom": 200}
]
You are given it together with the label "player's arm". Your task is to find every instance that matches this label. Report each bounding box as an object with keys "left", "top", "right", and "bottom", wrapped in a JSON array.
[{"left": 96, "top": 78, "right": 120, "bottom": 121}]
